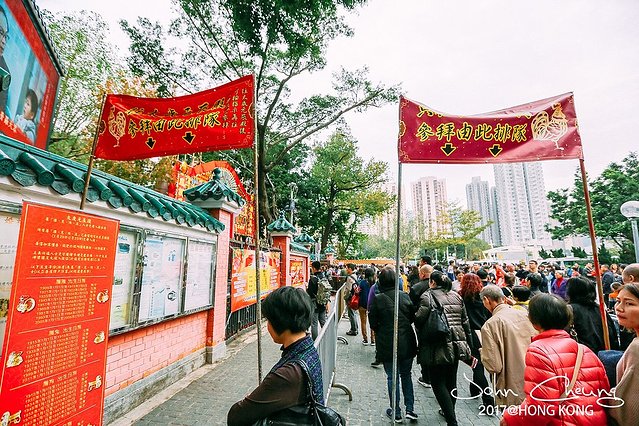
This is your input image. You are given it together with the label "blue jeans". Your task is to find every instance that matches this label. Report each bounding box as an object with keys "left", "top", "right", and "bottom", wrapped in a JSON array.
[{"left": 383, "top": 358, "right": 415, "bottom": 415}]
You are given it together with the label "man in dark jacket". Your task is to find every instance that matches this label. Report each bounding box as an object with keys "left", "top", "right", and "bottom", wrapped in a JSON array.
[
  {"left": 368, "top": 267, "right": 418, "bottom": 422},
  {"left": 306, "top": 261, "right": 327, "bottom": 340},
  {"left": 409, "top": 264, "right": 433, "bottom": 388}
]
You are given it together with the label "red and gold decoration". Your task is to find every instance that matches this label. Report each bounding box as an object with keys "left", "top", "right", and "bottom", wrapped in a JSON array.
[
  {"left": 230, "top": 249, "right": 281, "bottom": 313},
  {"left": 94, "top": 75, "right": 254, "bottom": 160},
  {"left": 398, "top": 92, "right": 583, "bottom": 164},
  {"left": 169, "top": 160, "right": 256, "bottom": 238},
  {"left": 0, "top": 202, "right": 119, "bottom": 426}
]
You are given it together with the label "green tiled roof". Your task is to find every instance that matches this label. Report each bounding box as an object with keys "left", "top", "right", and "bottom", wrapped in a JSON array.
[
  {"left": 183, "top": 168, "right": 246, "bottom": 206},
  {"left": 266, "top": 211, "right": 296, "bottom": 233},
  {"left": 294, "top": 232, "right": 316, "bottom": 245},
  {"left": 0, "top": 135, "right": 224, "bottom": 233},
  {"left": 290, "top": 242, "right": 311, "bottom": 254},
  {"left": 324, "top": 245, "right": 337, "bottom": 254}
]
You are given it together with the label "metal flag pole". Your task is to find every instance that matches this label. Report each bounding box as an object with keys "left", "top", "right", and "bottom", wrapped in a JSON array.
[
  {"left": 391, "top": 161, "right": 403, "bottom": 421},
  {"left": 80, "top": 94, "right": 107, "bottom": 210},
  {"left": 253, "top": 77, "right": 263, "bottom": 383},
  {"left": 579, "top": 158, "right": 610, "bottom": 350}
]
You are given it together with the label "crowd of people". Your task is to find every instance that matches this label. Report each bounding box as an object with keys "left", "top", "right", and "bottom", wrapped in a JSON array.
[
  {"left": 227, "top": 257, "right": 638, "bottom": 425},
  {"left": 330, "top": 257, "right": 639, "bottom": 425}
]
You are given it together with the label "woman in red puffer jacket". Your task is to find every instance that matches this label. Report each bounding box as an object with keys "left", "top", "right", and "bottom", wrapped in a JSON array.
[{"left": 501, "top": 293, "right": 610, "bottom": 426}]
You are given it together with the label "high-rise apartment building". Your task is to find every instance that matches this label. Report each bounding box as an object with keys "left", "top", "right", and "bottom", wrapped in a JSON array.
[
  {"left": 411, "top": 176, "right": 448, "bottom": 238},
  {"left": 493, "top": 162, "right": 551, "bottom": 246},
  {"left": 465, "top": 177, "right": 496, "bottom": 246}
]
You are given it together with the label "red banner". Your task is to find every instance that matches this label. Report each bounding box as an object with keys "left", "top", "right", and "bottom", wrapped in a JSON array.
[
  {"left": 0, "top": 202, "right": 119, "bottom": 426},
  {"left": 398, "top": 93, "right": 583, "bottom": 164},
  {"left": 94, "top": 75, "right": 254, "bottom": 160}
]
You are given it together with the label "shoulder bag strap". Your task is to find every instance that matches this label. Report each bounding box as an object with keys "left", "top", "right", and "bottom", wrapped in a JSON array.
[{"left": 560, "top": 343, "right": 584, "bottom": 399}]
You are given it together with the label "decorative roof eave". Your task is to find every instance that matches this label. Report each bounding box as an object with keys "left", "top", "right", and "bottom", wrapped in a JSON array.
[
  {"left": 184, "top": 168, "right": 245, "bottom": 205},
  {"left": 324, "top": 245, "right": 337, "bottom": 254},
  {"left": 0, "top": 135, "right": 223, "bottom": 233},
  {"left": 294, "top": 232, "right": 316, "bottom": 245},
  {"left": 267, "top": 211, "right": 296, "bottom": 234},
  {"left": 290, "top": 242, "right": 311, "bottom": 254}
]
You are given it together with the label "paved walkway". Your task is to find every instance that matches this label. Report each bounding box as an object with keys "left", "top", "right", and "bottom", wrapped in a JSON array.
[{"left": 117, "top": 316, "right": 499, "bottom": 425}]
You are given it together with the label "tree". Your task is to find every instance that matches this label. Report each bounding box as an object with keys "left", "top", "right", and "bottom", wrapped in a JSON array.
[
  {"left": 43, "top": 10, "right": 119, "bottom": 159},
  {"left": 421, "top": 202, "right": 490, "bottom": 260},
  {"left": 550, "top": 249, "right": 565, "bottom": 258},
  {"left": 570, "top": 246, "right": 588, "bottom": 258},
  {"left": 358, "top": 216, "right": 419, "bottom": 260},
  {"left": 539, "top": 248, "right": 551, "bottom": 259},
  {"left": 43, "top": 11, "right": 173, "bottom": 190},
  {"left": 295, "top": 133, "right": 392, "bottom": 254},
  {"left": 598, "top": 243, "right": 613, "bottom": 265},
  {"left": 547, "top": 153, "right": 639, "bottom": 254},
  {"left": 121, "top": 0, "right": 399, "bottom": 224}
]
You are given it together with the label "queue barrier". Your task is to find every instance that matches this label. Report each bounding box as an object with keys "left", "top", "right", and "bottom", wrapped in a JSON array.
[{"left": 314, "top": 284, "right": 352, "bottom": 402}]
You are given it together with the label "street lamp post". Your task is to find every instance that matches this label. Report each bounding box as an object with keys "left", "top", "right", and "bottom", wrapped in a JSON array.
[
  {"left": 620, "top": 200, "right": 639, "bottom": 263},
  {"left": 288, "top": 182, "right": 298, "bottom": 227}
]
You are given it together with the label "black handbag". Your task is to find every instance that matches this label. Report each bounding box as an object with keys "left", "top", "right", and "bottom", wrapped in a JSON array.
[
  {"left": 252, "top": 361, "right": 345, "bottom": 426},
  {"left": 423, "top": 291, "right": 450, "bottom": 340}
]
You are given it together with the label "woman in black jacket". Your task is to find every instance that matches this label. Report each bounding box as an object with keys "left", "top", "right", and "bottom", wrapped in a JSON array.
[
  {"left": 368, "top": 266, "right": 418, "bottom": 423},
  {"left": 415, "top": 272, "right": 472, "bottom": 426},
  {"left": 567, "top": 276, "right": 620, "bottom": 352}
]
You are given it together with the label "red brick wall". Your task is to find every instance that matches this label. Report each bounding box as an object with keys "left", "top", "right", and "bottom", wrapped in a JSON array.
[{"left": 104, "top": 312, "right": 208, "bottom": 396}]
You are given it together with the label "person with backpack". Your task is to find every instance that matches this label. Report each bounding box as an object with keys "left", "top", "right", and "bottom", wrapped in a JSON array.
[
  {"left": 357, "top": 268, "right": 374, "bottom": 345},
  {"left": 307, "top": 261, "right": 328, "bottom": 340},
  {"left": 344, "top": 263, "right": 359, "bottom": 336}
]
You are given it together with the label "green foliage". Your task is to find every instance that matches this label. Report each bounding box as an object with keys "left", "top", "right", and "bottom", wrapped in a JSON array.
[
  {"left": 420, "top": 203, "right": 491, "bottom": 259},
  {"left": 547, "top": 153, "right": 639, "bottom": 256},
  {"left": 225, "top": 0, "right": 363, "bottom": 56},
  {"left": 121, "top": 0, "right": 399, "bottom": 223},
  {"left": 570, "top": 246, "right": 588, "bottom": 258},
  {"left": 550, "top": 248, "right": 565, "bottom": 258},
  {"left": 295, "top": 133, "right": 392, "bottom": 256},
  {"left": 539, "top": 248, "right": 551, "bottom": 259},
  {"left": 42, "top": 10, "right": 119, "bottom": 161},
  {"left": 358, "top": 216, "right": 419, "bottom": 260},
  {"left": 598, "top": 242, "right": 613, "bottom": 265}
]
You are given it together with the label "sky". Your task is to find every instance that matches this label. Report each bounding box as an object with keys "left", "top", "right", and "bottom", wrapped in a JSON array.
[{"left": 38, "top": 0, "right": 639, "bottom": 210}]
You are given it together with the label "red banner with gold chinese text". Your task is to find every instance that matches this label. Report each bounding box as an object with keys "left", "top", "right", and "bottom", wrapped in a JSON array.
[
  {"left": 398, "top": 92, "right": 583, "bottom": 164},
  {"left": 94, "top": 75, "right": 254, "bottom": 160}
]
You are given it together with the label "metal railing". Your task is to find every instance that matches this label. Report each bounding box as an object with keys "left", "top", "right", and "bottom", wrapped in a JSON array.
[{"left": 314, "top": 284, "right": 352, "bottom": 403}]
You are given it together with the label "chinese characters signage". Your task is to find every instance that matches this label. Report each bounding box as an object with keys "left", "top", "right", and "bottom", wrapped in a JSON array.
[
  {"left": 398, "top": 93, "right": 583, "bottom": 164},
  {"left": 94, "top": 75, "right": 255, "bottom": 160},
  {"left": 0, "top": 0, "right": 61, "bottom": 149},
  {"left": 0, "top": 202, "right": 119, "bottom": 426},
  {"left": 290, "top": 256, "right": 307, "bottom": 289},
  {"left": 230, "top": 248, "right": 281, "bottom": 313}
]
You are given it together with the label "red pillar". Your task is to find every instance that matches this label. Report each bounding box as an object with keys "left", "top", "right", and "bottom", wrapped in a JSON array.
[
  {"left": 272, "top": 234, "right": 291, "bottom": 287},
  {"left": 205, "top": 208, "right": 233, "bottom": 362}
]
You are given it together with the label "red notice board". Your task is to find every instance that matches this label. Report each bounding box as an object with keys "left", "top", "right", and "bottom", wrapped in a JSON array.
[{"left": 0, "top": 202, "right": 119, "bottom": 426}]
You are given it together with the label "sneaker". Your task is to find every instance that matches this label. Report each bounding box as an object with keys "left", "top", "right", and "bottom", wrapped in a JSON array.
[
  {"left": 371, "top": 360, "right": 382, "bottom": 368},
  {"left": 362, "top": 339, "right": 368, "bottom": 345},
  {"left": 417, "top": 377, "right": 432, "bottom": 388},
  {"left": 370, "top": 340, "right": 375, "bottom": 346},
  {"left": 385, "top": 408, "right": 403, "bottom": 423},
  {"left": 346, "top": 331, "right": 357, "bottom": 336},
  {"left": 405, "top": 411, "right": 418, "bottom": 421}
]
